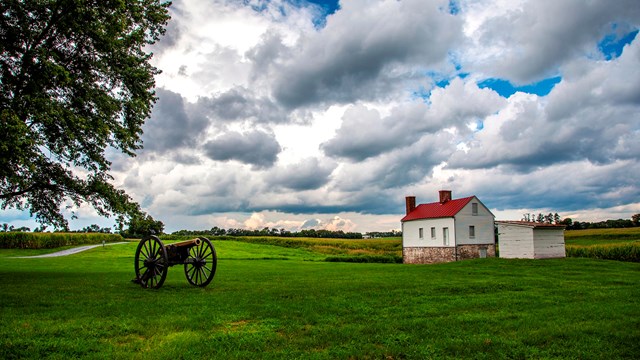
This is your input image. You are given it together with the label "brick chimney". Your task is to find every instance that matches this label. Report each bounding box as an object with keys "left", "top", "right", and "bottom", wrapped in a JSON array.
[
  {"left": 439, "top": 190, "right": 452, "bottom": 204},
  {"left": 405, "top": 196, "right": 416, "bottom": 215}
]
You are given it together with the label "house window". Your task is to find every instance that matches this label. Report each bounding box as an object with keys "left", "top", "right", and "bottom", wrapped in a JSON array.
[
  {"left": 443, "top": 227, "right": 449, "bottom": 246},
  {"left": 430, "top": 227, "right": 436, "bottom": 239},
  {"left": 469, "top": 225, "right": 475, "bottom": 239},
  {"left": 419, "top": 228, "right": 424, "bottom": 239},
  {"left": 472, "top": 203, "right": 478, "bottom": 216}
]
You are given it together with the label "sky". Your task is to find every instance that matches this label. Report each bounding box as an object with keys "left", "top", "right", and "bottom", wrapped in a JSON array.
[{"left": 3, "top": 0, "right": 640, "bottom": 233}]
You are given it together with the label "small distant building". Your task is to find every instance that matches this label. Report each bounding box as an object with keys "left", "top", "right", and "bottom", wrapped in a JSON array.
[
  {"left": 495, "top": 221, "right": 566, "bottom": 259},
  {"left": 401, "top": 190, "right": 496, "bottom": 264}
]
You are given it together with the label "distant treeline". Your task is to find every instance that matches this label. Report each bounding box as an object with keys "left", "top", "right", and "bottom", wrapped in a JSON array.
[
  {"left": 1, "top": 223, "right": 112, "bottom": 234},
  {"left": 562, "top": 218, "right": 639, "bottom": 230},
  {"left": 171, "top": 227, "right": 373, "bottom": 239},
  {"left": 522, "top": 213, "right": 640, "bottom": 230},
  {"left": 1, "top": 222, "right": 401, "bottom": 239}
]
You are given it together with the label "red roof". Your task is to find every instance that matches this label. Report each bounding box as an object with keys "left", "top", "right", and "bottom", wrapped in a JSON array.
[{"left": 401, "top": 196, "right": 475, "bottom": 222}]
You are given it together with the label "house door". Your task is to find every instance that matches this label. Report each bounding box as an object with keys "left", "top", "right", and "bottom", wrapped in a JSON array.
[
  {"left": 479, "top": 246, "right": 487, "bottom": 258},
  {"left": 443, "top": 227, "right": 449, "bottom": 246}
]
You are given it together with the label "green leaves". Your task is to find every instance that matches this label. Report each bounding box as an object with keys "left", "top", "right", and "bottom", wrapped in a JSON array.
[{"left": 0, "top": 0, "right": 171, "bottom": 228}]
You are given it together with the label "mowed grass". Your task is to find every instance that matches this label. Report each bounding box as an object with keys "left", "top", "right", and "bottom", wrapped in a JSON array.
[{"left": 1, "top": 240, "right": 639, "bottom": 359}]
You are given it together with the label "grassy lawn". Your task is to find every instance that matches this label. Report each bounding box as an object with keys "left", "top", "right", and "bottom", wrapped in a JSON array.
[{"left": 1, "top": 240, "right": 639, "bottom": 359}]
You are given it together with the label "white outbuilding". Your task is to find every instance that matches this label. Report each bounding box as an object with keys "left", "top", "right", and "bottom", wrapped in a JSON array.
[{"left": 495, "top": 221, "right": 566, "bottom": 259}]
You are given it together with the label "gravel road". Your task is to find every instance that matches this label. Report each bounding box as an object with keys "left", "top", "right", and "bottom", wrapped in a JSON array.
[{"left": 11, "top": 242, "right": 129, "bottom": 258}]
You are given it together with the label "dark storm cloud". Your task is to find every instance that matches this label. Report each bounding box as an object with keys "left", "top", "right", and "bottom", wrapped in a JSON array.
[
  {"left": 272, "top": 0, "right": 462, "bottom": 108},
  {"left": 330, "top": 132, "right": 455, "bottom": 193},
  {"left": 321, "top": 105, "right": 411, "bottom": 161},
  {"left": 195, "top": 87, "right": 287, "bottom": 124},
  {"left": 144, "top": 0, "right": 188, "bottom": 58},
  {"left": 170, "top": 152, "right": 202, "bottom": 165},
  {"left": 266, "top": 189, "right": 404, "bottom": 216},
  {"left": 246, "top": 31, "right": 290, "bottom": 82},
  {"left": 366, "top": 138, "right": 452, "bottom": 189},
  {"left": 459, "top": 160, "right": 640, "bottom": 213},
  {"left": 266, "top": 158, "right": 336, "bottom": 191},
  {"left": 203, "top": 130, "right": 282, "bottom": 168},
  {"left": 141, "top": 88, "right": 209, "bottom": 153},
  {"left": 470, "top": 0, "right": 640, "bottom": 83}
]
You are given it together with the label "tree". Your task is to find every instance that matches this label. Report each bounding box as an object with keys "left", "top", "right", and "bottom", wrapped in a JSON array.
[
  {"left": 632, "top": 214, "right": 640, "bottom": 226},
  {"left": 120, "top": 211, "right": 164, "bottom": 238},
  {"left": 0, "top": 1, "right": 171, "bottom": 228},
  {"left": 561, "top": 218, "right": 573, "bottom": 228}
]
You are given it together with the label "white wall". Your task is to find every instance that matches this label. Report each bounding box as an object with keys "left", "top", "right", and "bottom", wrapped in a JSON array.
[
  {"left": 403, "top": 217, "right": 455, "bottom": 248},
  {"left": 497, "top": 224, "right": 535, "bottom": 258},
  {"left": 455, "top": 198, "right": 495, "bottom": 245},
  {"left": 532, "top": 228, "right": 566, "bottom": 259}
]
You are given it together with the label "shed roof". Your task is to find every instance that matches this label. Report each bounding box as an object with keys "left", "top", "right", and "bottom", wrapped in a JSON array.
[
  {"left": 495, "top": 220, "right": 566, "bottom": 229},
  {"left": 401, "top": 196, "right": 475, "bottom": 222}
]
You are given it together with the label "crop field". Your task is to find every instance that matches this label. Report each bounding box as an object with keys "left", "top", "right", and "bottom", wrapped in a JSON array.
[
  {"left": 565, "top": 227, "right": 640, "bottom": 245},
  {"left": 564, "top": 228, "right": 640, "bottom": 262},
  {"left": 1, "top": 237, "right": 639, "bottom": 359}
]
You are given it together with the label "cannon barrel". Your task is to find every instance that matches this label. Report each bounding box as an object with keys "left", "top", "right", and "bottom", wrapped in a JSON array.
[{"left": 168, "top": 238, "right": 202, "bottom": 248}]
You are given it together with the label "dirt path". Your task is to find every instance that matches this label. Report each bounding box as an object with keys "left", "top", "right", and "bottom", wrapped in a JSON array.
[{"left": 11, "top": 242, "right": 130, "bottom": 258}]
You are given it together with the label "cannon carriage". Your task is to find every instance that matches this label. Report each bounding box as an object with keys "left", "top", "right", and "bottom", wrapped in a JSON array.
[{"left": 133, "top": 235, "right": 217, "bottom": 289}]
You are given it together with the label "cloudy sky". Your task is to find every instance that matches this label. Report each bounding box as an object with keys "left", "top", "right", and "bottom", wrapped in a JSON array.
[{"left": 5, "top": 0, "right": 640, "bottom": 233}]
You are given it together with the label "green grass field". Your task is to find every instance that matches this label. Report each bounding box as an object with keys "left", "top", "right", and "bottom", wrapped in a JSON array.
[{"left": 1, "top": 238, "right": 639, "bottom": 359}]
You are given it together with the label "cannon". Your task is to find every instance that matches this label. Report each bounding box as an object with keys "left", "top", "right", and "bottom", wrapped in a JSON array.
[{"left": 133, "top": 235, "right": 217, "bottom": 289}]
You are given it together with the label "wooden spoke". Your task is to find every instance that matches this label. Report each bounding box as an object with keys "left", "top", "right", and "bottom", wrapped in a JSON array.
[
  {"left": 134, "top": 235, "right": 168, "bottom": 289},
  {"left": 184, "top": 237, "right": 217, "bottom": 287}
]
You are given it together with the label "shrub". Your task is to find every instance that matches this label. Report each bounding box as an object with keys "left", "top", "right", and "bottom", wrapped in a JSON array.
[
  {"left": 0, "top": 232, "right": 124, "bottom": 249},
  {"left": 324, "top": 255, "right": 403, "bottom": 264}
]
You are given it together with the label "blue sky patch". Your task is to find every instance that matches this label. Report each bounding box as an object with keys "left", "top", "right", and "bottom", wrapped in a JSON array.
[
  {"left": 477, "top": 76, "right": 562, "bottom": 98},
  {"left": 247, "top": 1, "right": 340, "bottom": 27},
  {"left": 291, "top": 0, "right": 340, "bottom": 27},
  {"left": 302, "top": 0, "right": 340, "bottom": 15},
  {"left": 448, "top": 0, "right": 460, "bottom": 15},
  {"left": 598, "top": 27, "right": 638, "bottom": 60}
]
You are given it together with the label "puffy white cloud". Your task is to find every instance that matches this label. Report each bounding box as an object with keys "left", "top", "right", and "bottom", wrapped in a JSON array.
[
  {"left": 9, "top": 0, "right": 640, "bottom": 232},
  {"left": 449, "top": 37, "right": 640, "bottom": 170},
  {"left": 461, "top": 0, "right": 640, "bottom": 83},
  {"left": 321, "top": 78, "right": 506, "bottom": 161},
  {"left": 105, "top": 0, "right": 640, "bottom": 230},
  {"left": 272, "top": 0, "right": 463, "bottom": 108}
]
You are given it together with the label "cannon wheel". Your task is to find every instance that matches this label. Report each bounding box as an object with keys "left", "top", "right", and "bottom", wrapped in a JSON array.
[
  {"left": 134, "top": 235, "right": 168, "bottom": 289},
  {"left": 184, "top": 237, "right": 217, "bottom": 287}
]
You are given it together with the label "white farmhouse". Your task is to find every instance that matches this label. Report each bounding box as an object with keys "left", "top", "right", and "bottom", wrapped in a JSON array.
[
  {"left": 401, "top": 190, "right": 496, "bottom": 264},
  {"left": 495, "top": 221, "right": 566, "bottom": 259}
]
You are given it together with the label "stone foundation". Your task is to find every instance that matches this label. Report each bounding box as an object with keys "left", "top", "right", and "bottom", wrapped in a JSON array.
[{"left": 403, "top": 244, "right": 496, "bottom": 264}]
